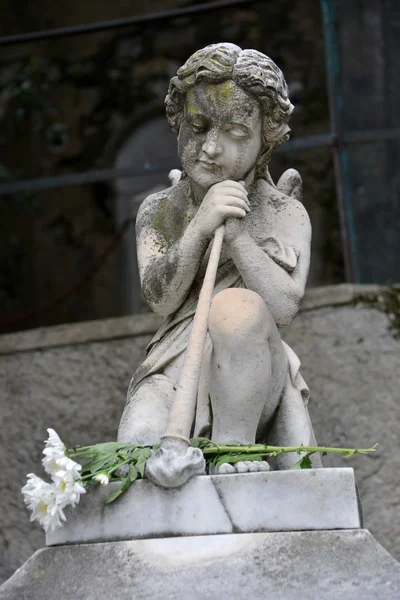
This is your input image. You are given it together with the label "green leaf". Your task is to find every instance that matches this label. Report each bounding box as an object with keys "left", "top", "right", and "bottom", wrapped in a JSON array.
[
  {"left": 342, "top": 450, "right": 356, "bottom": 459},
  {"left": 290, "top": 455, "right": 313, "bottom": 470},
  {"left": 81, "top": 453, "right": 119, "bottom": 474},
  {"left": 105, "top": 484, "right": 125, "bottom": 504},
  {"left": 135, "top": 448, "right": 152, "bottom": 478},
  {"left": 105, "top": 468, "right": 137, "bottom": 504},
  {"left": 190, "top": 438, "right": 213, "bottom": 449},
  {"left": 128, "top": 464, "right": 138, "bottom": 483}
]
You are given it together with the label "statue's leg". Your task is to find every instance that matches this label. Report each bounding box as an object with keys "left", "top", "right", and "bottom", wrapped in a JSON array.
[
  {"left": 208, "top": 288, "right": 287, "bottom": 472},
  {"left": 117, "top": 374, "right": 175, "bottom": 445},
  {"left": 267, "top": 398, "right": 323, "bottom": 469}
]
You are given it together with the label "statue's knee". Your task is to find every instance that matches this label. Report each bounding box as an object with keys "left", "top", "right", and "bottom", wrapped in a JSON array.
[{"left": 209, "top": 288, "right": 272, "bottom": 340}]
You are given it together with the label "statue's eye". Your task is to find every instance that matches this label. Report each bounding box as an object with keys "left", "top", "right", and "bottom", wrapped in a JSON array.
[
  {"left": 226, "top": 126, "right": 248, "bottom": 140},
  {"left": 190, "top": 123, "right": 205, "bottom": 134}
]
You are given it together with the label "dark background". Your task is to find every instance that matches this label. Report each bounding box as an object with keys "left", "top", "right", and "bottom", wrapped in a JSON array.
[{"left": 0, "top": 0, "right": 398, "bottom": 334}]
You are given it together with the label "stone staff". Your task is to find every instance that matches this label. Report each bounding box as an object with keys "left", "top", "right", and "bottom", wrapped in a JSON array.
[{"left": 145, "top": 224, "right": 225, "bottom": 488}]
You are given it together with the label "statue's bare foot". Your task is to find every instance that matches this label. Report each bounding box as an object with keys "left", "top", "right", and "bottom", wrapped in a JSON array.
[{"left": 212, "top": 460, "right": 271, "bottom": 474}]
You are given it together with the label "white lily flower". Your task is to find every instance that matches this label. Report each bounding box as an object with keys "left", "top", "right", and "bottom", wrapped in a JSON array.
[
  {"left": 22, "top": 431, "right": 87, "bottom": 533},
  {"left": 51, "top": 455, "right": 85, "bottom": 507},
  {"left": 54, "top": 476, "right": 86, "bottom": 508},
  {"left": 22, "top": 473, "right": 49, "bottom": 510},
  {"left": 21, "top": 474, "right": 66, "bottom": 532},
  {"left": 42, "top": 429, "right": 67, "bottom": 476},
  {"left": 92, "top": 473, "right": 109, "bottom": 486},
  {"left": 53, "top": 455, "right": 82, "bottom": 480}
]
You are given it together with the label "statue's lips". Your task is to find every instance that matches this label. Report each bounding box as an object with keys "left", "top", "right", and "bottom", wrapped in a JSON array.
[{"left": 198, "top": 159, "right": 220, "bottom": 170}]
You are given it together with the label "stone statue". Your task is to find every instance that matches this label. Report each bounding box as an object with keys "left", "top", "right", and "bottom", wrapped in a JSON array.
[{"left": 118, "top": 43, "right": 320, "bottom": 483}]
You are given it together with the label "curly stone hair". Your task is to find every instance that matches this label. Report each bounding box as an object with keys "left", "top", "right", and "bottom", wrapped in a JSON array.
[{"left": 165, "top": 43, "right": 294, "bottom": 173}]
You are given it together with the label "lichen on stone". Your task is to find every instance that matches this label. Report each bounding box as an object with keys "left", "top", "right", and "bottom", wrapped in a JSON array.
[
  {"left": 353, "top": 287, "right": 400, "bottom": 338},
  {"left": 150, "top": 183, "right": 193, "bottom": 256},
  {"left": 204, "top": 80, "right": 234, "bottom": 106}
]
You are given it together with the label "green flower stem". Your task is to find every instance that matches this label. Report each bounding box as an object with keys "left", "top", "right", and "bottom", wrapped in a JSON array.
[
  {"left": 81, "top": 472, "right": 100, "bottom": 481},
  {"left": 200, "top": 443, "right": 378, "bottom": 457}
]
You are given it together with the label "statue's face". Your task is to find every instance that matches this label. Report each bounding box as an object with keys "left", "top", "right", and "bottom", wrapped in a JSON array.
[{"left": 178, "top": 80, "right": 262, "bottom": 189}]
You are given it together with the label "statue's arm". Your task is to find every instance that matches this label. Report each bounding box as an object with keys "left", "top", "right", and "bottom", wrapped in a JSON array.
[
  {"left": 137, "top": 181, "right": 250, "bottom": 316},
  {"left": 136, "top": 194, "right": 210, "bottom": 317},
  {"left": 226, "top": 201, "right": 311, "bottom": 328}
]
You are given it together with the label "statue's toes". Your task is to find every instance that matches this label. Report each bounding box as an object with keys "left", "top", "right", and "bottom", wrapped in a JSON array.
[
  {"left": 235, "top": 461, "right": 248, "bottom": 473},
  {"left": 235, "top": 460, "right": 271, "bottom": 472},
  {"left": 218, "top": 463, "right": 236, "bottom": 474},
  {"left": 257, "top": 460, "right": 271, "bottom": 472}
]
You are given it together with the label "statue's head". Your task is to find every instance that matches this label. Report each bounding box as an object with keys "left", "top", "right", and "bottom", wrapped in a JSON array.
[{"left": 165, "top": 43, "right": 293, "bottom": 188}]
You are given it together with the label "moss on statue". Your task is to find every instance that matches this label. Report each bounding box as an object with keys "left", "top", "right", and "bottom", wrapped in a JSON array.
[
  {"left": 205, "top": 80, "right": 235, "bottom": 106},
  {"left": 151, "top": 188, "right": 193, "bottom": 254}
]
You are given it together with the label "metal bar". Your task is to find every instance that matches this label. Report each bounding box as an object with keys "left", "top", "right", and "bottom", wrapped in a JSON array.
[
  {"left": 0, "top": 162, "right": 178, "bottom": 195},
  {"left": 320, "top": 0, "right": 358, "bottom": 283},
  {"left": 344, "top": 128, "right": 400, "bottom": 144},
  {"left": 0, "top": 0, "right": 260, "bottom": 46},
  {"left": 1, "top": 128, "right": 399, "bottom": 196}
]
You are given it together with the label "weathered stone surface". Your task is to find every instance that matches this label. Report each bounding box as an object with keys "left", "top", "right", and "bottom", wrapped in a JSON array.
[
  {"left": 46, "top": 468, "right": 361, "bottom": 546},
  {"left": 0, "top": 333, "right": 152, "bottom": 584},
  {"left": 285, "top": 298, "right": 400, "bottom": 565},
  {"left": 1, "top": 285, "right": 399, "bottom": 582},
  {"left": 2, "top": 530, "right": 400, "bottom": 600}
]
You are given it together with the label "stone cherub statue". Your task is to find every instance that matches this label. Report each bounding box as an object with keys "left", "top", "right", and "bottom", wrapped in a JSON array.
[{"left": 118, "top": 43, "right": 320, "bottom": 483}]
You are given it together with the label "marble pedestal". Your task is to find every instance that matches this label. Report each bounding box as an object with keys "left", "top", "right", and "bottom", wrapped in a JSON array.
[
  {"left": 46, "top": 467, "right": 361, "bottom": 545},
  {"left": 2, "top": 468, "right": 400, "bottom": 599}
]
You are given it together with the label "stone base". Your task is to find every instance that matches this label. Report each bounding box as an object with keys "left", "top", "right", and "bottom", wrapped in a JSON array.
[
  {"left": 46, "top": 468, "right": 361, "bottom": 545},
  {"left": 2, "top": 530, "right": 400, "bottom": 599}
]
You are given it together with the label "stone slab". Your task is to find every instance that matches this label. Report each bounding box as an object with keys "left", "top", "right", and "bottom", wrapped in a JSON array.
[
  {"left": 46, "top": 468, "right": 361, "bottom": 545},
  {"left": 3, "top": 530, "right": 400, "bottom": 600}
]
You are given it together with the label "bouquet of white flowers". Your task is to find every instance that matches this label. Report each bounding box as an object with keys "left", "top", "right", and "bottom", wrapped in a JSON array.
[
  {"left": 22, "top": 429, "right": 377, "bottom": 533},
  {"left": 22, "top": 429, "right": 86, "bottom": 532}
]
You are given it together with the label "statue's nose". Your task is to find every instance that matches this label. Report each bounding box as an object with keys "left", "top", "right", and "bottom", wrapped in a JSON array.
[{"left": 201, "top": 130, "right": 222, "bottom": 158}]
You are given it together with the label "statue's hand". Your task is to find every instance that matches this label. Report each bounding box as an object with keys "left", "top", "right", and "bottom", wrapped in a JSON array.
[
  {"left": 193, "top": 180, "right": 250, "bottom": 240},
  {"left": 145, "top": 440, "right": 206, "bottom": 489}
]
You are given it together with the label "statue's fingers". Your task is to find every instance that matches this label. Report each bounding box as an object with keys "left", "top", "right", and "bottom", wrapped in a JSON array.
[
  {"left": 218, "top": 180, "right": 248, "bottom": 193},
  {"left": 219, "top": 206, "right": 247, "bottom": 219}
]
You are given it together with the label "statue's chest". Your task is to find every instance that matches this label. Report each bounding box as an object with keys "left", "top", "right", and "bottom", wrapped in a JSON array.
[
  {"left": 245, "top": 201, "right": 289, "bottom": 245},
  {"left": 194, "top": 203, "right": 288, "bottom": 280}
]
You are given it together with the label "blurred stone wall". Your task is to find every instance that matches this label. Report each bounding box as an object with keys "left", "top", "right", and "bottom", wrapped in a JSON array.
[{"left": 0, "top": 284, "right": 399, "bottom": 584}]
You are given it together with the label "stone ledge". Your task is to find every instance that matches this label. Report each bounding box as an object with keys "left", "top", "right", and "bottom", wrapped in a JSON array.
[
  {"left": 1, "top": 284, "right": 398, "bottom": 356},
  {"left": 46, "top": 468, "right": 361, "bottom": 546},
  {"left": 0, "top": 312, "right": 162, "bottom": 356},
  {"left": 3, "top": 530, "right": 400, "bottom": 599}
]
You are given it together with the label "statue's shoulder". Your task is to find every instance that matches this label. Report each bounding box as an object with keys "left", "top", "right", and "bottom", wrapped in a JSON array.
[
  {"left": 137, "top": 179, "right": 189, "bottom": 220},
  {"left": 256, "top": 178, "right": 310, "bottom": 230},
  {"left": 136, "top": 179, "right": 191, "bottom": 246}
]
